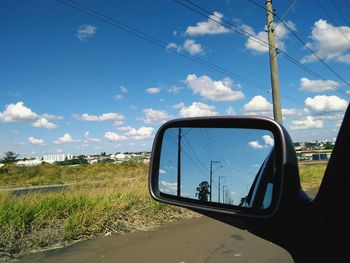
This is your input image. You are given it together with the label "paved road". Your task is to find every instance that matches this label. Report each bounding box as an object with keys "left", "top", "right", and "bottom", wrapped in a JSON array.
[{"left": 20, "top": 217, "right": 293, "bottom": 263}]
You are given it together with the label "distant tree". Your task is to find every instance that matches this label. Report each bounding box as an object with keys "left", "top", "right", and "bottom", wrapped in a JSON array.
[
  {"left": 1, "top": 151, "right": 19, "bottom": 164},
  {"left": 101, "top": 152, "right": 107, "bottom": 156},
  {"left": 195, "top": 181, "right": 210, "bottom": 202}
]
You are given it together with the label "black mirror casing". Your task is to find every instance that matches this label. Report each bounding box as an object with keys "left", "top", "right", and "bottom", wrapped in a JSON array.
[{"left": 149, "top": 116, "right": 298, "bottom": 220}]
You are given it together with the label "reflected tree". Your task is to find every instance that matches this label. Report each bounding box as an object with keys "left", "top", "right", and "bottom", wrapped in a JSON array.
[{"left": 195, "top": 181, "right": 210, "bottom": 202}]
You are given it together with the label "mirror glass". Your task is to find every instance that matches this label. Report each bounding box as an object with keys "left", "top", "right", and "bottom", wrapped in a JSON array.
[{"left": 158, "top": 128, "right": 275, "bottom": 209}]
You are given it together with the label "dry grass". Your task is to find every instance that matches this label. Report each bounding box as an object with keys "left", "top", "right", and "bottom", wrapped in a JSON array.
[{"left": 0, "top": 163, "right": 197, "bottom": 259}]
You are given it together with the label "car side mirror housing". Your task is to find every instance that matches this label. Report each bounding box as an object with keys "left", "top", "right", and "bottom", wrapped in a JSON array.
[{"left": 149, "top": 116, "right": 297, "bottom": 219}]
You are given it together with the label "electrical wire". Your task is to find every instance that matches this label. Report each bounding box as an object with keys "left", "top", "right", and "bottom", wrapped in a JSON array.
[{"left": 175, "top": 0, "right": 348, "bottom": 98}]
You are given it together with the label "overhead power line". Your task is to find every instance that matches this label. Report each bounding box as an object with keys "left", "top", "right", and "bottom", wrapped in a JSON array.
[
  {"left": 330, "top": 0, "right": 350, "bottom": 27},
  {"left": 56, "top": 0, "right": 273, "bottom": 95},
  {"left": 175, "top": 0, "right": 348, "bottom": 98},
  {"left": 246, "top": 0, "right": 350, "bottom": 96},
  {"left": 315, "top": 0, "right": 350, "bottom": 45}
]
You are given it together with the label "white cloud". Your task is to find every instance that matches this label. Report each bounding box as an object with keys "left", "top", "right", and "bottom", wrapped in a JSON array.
[
  {"left": 32, "top": 117, "right": 58, "bottom": 129},
  {"left": 119, "top": 86, "right": 128, "bottom": 93},
  {"left": 115, "top": 94, "right": 123, "bottom": 100},
  {"left": 126, "top": 127, "right": 154, "bottom": 140},
  {"left": 243, "top": 95, "right": 273, "bottom": 115},
  {"left": 159, "top": 169, "right": 166, "bottom": 175},
  {"left": 178, "top": 102, "right": 218, "bottom": 117},
  {"left": 145, "top": 87, "right": 161, "bottom": 94},
  {"left": 167, "top": 85, "right": 183, "bottom": 94},
  {"left": 0, "top": 102, "right": 37, "bottom": 122},
  {"left": 185, "top": 74, "right": 244, "bottom": 101},
  {"left": 301, "top": 19, "right": 350, "bottom": 64},
  {"left": 74, "top": 112, "right": 125, "bottom": 122},
  {"left": 299, "top": 77, "right": 340, "bottom": 92},
  {"left": 290, "top": 116, "right": 324, "bottom": 130},
  {"left": 248, "top": 140, "right": 264, "bottom": 149},
  {"left": 305, "top": 95, "right": 348, "bottom": 113},
  {"left": 160, "top": 180, "right": 178, "bottom": 194},
  {"left": 185, "top": 11, "right": 230, "bottom": 36},
  {"left": 54, "top": 133, "right": 79, "bottom": 144},
  {"left": 76, "top": 25, "right": 97, "bottom": 41},
  {"left": 28, "top": 136, "right": 45, "bottom": 146},
  {"left": 262, "top": 135, "right": 274, "bottom": 146},
  {"left": 248, "top": 135, "right": 274, "bottom": 149},
  {"left": 104, "top": 132, "right": 128, "bottom": 142},
  {"left": 142, "top": 108, "right": 171, "bottom": 124},
  {"left": 167, "top": 40, "right": 204, "bottom": 56},
  {"left": 244, "top": 21, "right": 296, "bottom": 53},
  {"left": 225, "top": 106, "right": 235, "bottom": 115},
  {"left": 84, "top": 131, "right": 101, "bottom": 143}
]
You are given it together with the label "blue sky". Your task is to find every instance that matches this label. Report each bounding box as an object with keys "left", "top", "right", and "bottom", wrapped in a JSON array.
[
  {"left": 1, "top": 0, "right": 349, "bottom": 157},
  {"left": 159, "top": 128, "right": 274, "bottom": 205}
]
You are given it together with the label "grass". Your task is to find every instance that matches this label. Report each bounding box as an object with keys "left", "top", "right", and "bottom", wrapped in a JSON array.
[
  {"left": 0, "top": 161, "right": 327, "bottom": 259},
  {"left": 0, "top": 163, "right": 197, "bottom": 259},
  {"left": 298, "top": 161, "right": 327, "bottom": 196}
]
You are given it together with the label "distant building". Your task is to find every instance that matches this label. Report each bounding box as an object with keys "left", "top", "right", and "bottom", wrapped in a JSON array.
[
  {"left": 43, "top": 154, "right": 73, "bottom": 163},
  {"left": 16, "top": 159, "right": 42, "bottom": 166}
]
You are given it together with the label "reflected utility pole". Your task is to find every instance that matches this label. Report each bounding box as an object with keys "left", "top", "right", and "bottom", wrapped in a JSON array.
[
  {"left": 218, "top": 176, "right": 225, "bottom": 203},
  {"left": 209, "top": 160, "right": 220, "bottom": 202},
  {"left": 222, "top": 185, "right": 226, "bottom": 203},
  {"left": 177, "top": 128, "right": 181, "bottom": 197}
]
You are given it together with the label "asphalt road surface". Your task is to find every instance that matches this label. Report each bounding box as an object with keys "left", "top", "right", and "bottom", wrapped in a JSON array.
[{"left": 20, "top": 217, "right": 293, "bottom": 263}]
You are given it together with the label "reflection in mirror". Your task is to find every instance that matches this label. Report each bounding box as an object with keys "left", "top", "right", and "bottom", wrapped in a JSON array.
[{"left": 159, "top": 128, "right": 275, "bottom": 210}]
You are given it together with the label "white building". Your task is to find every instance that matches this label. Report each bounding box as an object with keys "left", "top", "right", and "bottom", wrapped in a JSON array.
[
  {"left": 16, "top": 159, "right": 42, "bottom": 167},
  {"left": 43, "top": 154, "right": 73, "bottom": 163}
]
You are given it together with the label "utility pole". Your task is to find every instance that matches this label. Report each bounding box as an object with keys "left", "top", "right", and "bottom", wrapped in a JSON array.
[
  {"left": 218, "top": 176, "right": 225, "bottom": 203},
  {"left": 209, "top": 160, "right": 220, "bottom": 202},
  {"left": 222, "top": 185, "right": 226, "bottom": 203},
  {"left": 177, "top": 128, "right": 181, "bottom": 197},
  {"left": 266, "top": 0, "right": 283, "bottom": 124}
]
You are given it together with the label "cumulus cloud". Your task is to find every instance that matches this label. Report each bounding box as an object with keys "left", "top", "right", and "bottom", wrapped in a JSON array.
[
  {"left": 185, "top": 74, "right": 244, "bottom": 101},
  {"left": 243, "top": 95, "right": 273, "bottom": 115},
  {"left": 185, "top": 11, "right": 230, "bottom": 36},
  {"left": 145, "top": 87, "right": 161, "bottom": 94},
  {"left": 126, "top": 127, "right": 154, "bottom": 140},
  {"left": 248, "top": 135, "right": 274, "bottom": 149},
  {"left": 301, "top": 19, "right": 350, "bottom": 64},
  {"left": 305, "top": 95, "right": 348, "bottom": 113},
  {"left": 84, "top": 131, "right": 101, "bottom": 143},
  {"left": 299, "top": 77, "right": 341, "bottom": 92},
  {"left": 0, "top": 102, "right": 37, "bottom": 122},
  {"left": 28, "top": 136, "right": 45, "bottom": 146},
  {"left": 177, "top": 102, "right": 218, "bottom": 117},
  {"left": 32, "top": 117, "right": 58, "bottom": 129},
  {"left": 167, "top": 39, "right": 204, "bottom": 55},
  {"left": 119, "top": 86, "right": 128, "bottom": 93},
  {"left": 290, "top": 116, "right": 324, "bottom": 130},
  {"left": 104, "top": 132, "right": 128, "bottom": 142},
  {"left": 248, "top": 140, "right": 264, "bottom": 149},
  {"left": 54, "top": 133, "right": 79, "bottom": 144},
  {"left": 243, "top": 21, "right": 296, "bottom": 53},
  {"left": 74, "top": 112, "right": 125, "bottom": 125},
  {"left": 142, "top": 108, "right": 171, "bottom": 124},
  {"left": 160, "top": 181, "right": 178, "bottom": 194},
  {"left": 76, "top": 25, "right": 97, "bottom": 41}
]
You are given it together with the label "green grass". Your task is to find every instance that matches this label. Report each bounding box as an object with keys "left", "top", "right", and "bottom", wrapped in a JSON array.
[
  {"left": 0, "top": 163, "right": 197, "bottom": 258},
  {"left": 0, "top": 161, "right": 327, "bottom": 258},
  {"left": 299, "top": 161, "right": 327, "bottom": 195}
]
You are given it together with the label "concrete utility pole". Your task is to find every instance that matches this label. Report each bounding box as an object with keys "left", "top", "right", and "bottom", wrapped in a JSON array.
[
  {"left": 209, "top": 160, "right": 220, "bottom": 202},
  {"left": 266, "top": 0, "right": 283, "bottom": 124}
]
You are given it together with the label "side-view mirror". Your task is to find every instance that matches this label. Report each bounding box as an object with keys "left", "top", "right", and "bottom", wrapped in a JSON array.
[{"left": 149, "top": 116, "right": 296, "bottom": 218}]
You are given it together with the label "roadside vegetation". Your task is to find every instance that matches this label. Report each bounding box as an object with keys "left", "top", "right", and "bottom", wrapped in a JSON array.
[
  {"left": 0, "top": 161, "right": 327, "bottom": 259},
  {"left": 0, "top": 163, "right": 197, "bottom": 259},
  {"left": 299, "top": 161, "right": 327, "bottom": 197}
]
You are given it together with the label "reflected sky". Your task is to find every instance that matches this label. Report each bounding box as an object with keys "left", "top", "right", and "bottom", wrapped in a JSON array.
[{"left": 159, "top": 128, "right": 274, "bottom": 205}]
